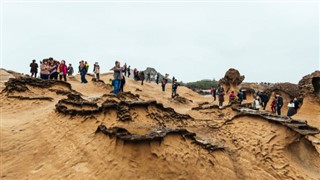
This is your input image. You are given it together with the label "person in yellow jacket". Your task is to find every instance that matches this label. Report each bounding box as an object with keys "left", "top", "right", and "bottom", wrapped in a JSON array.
[{"left": 85, "top": 61, "right": 89, "bottom": 71}]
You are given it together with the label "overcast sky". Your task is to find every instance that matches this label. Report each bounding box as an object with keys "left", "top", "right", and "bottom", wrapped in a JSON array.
[{"left": 1, "top": 1, "right": 319, "bottom": 83}]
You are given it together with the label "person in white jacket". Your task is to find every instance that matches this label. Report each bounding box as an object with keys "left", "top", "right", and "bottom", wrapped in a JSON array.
[
  {"left": 93, "top": 62, "right": 100, "bottom": 80},
  {"left": 253, "top": 96, "right": 261, "bottom": 110}
]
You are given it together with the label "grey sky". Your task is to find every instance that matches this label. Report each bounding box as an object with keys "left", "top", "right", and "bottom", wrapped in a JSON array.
[{"left": 1, "top": 1, "right": 319, "bottom": 83}]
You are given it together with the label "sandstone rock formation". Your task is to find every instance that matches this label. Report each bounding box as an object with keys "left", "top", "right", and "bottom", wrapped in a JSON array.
[
  {"left": 298, "top": 70, "right": 320, "bottom": 98},
  {"left": 219, "top": 68, "right": 245, "bottom": 87},
  {"left": 265, "top": 83, "right": 300, "bottom": 98}
]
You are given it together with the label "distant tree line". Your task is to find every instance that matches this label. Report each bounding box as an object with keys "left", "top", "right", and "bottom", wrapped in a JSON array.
[{"left": 181, "top": 79, "right": 219, "bottom": 91}]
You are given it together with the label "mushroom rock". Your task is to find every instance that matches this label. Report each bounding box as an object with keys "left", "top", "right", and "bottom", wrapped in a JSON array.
[{"left": 219, "top": 68, "right": 245, "bottom": 89}]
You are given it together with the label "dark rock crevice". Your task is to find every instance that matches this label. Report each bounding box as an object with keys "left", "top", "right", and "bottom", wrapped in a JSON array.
[{"left": 95, "top": 125, "right": 224, "bottom": 151}]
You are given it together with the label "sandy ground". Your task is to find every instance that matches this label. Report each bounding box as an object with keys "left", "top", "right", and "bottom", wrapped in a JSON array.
[{"left": 1, "top": 69, "right": 320, "bottom": 179}]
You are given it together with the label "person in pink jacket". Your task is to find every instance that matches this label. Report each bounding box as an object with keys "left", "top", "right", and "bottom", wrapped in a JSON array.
[{"left": 59, "top": 60, "right": 68, "bottom": 81}]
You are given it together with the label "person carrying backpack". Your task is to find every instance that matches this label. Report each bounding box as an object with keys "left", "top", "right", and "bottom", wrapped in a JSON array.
[
  {"left": 67, "top": 64, "right": 74, "bottom": 76},
  {"left": 172, "top": 79, "right": 179, "bottom": 98},
  {"left": 93, "top": 62, "right": 100, "bottom": 80},
  {"left": 237, "top": 90, "right": 243, "bottom": 104}
]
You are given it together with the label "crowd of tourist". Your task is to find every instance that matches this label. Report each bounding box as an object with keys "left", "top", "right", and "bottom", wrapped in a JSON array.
[
  {"left": 209, "top": 85, "right": 304, "bottom": 117},
  {"left": 30, "top": 58, "right": 305, "bottom": 119}
]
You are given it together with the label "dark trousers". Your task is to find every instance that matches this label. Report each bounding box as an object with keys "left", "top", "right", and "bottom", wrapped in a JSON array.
[
  {"left": 31, "top": 72, "right": 37, "bottom": 78},
  {"left": 81, "top": 73, "right": 87, "bottom": 83},
  {"left": 262, "top": 101, "right": 268, "bottom": 110},
  {"left": 59, "top": 74, "right": 67, "bottom": 81},
  {"left": 96, "top": 73, "right": 100, "bottom": 80},
  {"left": 40, "top": 74, "right": 49, "bottom": 79},
  {"left": 50, "top": 72, "right": 58, "bottom": 80},
  {"left": 277, "top": 105, "right": 282, "bottom": 115},
  {"left": 162, "top": 84, "right": 165, "bottom": 91}
]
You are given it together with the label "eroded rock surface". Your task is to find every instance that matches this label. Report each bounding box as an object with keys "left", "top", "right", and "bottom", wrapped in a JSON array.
[{"left": 299, "top": 70, "right": 320, "bottom": 98}]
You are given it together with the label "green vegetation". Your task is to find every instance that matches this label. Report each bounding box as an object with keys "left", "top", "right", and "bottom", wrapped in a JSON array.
[{"left": 183, "top": 79, "right": 219, "bottom": 90}]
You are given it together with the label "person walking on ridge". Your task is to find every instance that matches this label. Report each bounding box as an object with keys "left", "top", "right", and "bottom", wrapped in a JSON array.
[
  {"left": 79, "top": 60, "right": 88, "bottom": 83},
  {"left": 112, "top": 61, "right": 123, "bottom": 94},
  {"left": 276, "top": 94, "right": 283, "bottom": 115}
]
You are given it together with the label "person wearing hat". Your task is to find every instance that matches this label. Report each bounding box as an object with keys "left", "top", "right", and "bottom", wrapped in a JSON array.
[{"left": 93, "top": 62, "right": 100, "bottom": 80}]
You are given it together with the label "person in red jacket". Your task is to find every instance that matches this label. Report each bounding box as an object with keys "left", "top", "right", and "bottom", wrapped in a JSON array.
[
  {"left": 59, "top": 60, "right": 68, "bottom": 81},
  {"left": 229, "top": 91, "right": 236, "bottom": 104},
  {"left": 210, "top": 87, "right": 216, "bottom": 101}
]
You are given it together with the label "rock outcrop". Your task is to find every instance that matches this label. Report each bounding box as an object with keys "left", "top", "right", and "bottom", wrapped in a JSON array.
[
  {"left": 298, "top": 70, "right": 320, "bottom": 98},
  {"left": 219, "top": 68, "right": 245, "bottom": 87},
  {"left": 265, "top": 83, "right": 300, "bottom": 98}
]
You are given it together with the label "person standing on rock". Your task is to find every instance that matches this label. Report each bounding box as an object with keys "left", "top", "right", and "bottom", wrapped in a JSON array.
[
  {"left": 112, "top": 61, "right": 123, "bottom": 94},
  {"left": 40, "top": 60, "right": 50, "bottom": 79},
  {"left": 156, "top": 73, "right": 160, "bottom": 85},
  {"left": 270, "top": 97, "right": 277, "bottom": 113},
  {"left": 218, "top": 91, "right": 225, "bottom": 109},
  {"left": 276, "top": 94, "right": 283, "bottom": 115},
  {"left": 161, "top": 78, "right": 166, "bottom": 92},
  {"left": 172, "top": 79, "right": 179, "bottom": 98},
  {"left": 259, "top": 92, "right": 269, "bottom": 110},
  {"left": 93, "top": 62, "right": 100, "bottom": 80},
  {"left": 30, "top": 59, "right": 38, "bottom": 78},
  {"left": 218, "top": 85, "right": 225, "bottom": 94},
  {"left": 253, "top": 96, "right": 261, "bottom": 110},
  {"left": 146, "top": 72, "right": 151, "bottom": 83},
  {"left": 210, "top": 87, "right": 217, "bottom": 101},
  {"left": 78, "top": 61, "right": 81, "bottom": 74},
  {"left": 140, "top": 71, "right": 145, "bottom": 85},
  {"left": 228, "top": 91, "right": 236, "bottom": 104},
  {"left": 237, "top": 90, "right": 243, "bottom": 104},
  {"left": 123, "top": 63, "right": 127, "bottom": 76},
  {"left": 287, "top": 99, "right": 296, "bottom": 118},
  {"left": 79, "top": 60, "right": 88, "bottom": 83},
  {"left": 67, "top": 64, "right": 74, "bottom": 76},
  {"left": 85, "top": 61, "right": 89, "bottom": 71},
  {"left": 120, "top": 76, "right": 126, "bottom": 92},
  {"left": 127, "top": 65, "right": 131, "bottom": 77},
  {"left": 58, "top": 60, "right": 68, "bottom": 82},
  {"left": 49, "top": 59, "right": 59, "bottom": 80}
]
